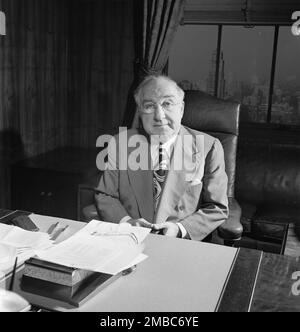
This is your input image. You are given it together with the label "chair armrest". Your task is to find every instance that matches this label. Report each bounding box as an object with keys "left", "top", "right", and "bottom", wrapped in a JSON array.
[
  {"left": 78, "top": 174, "right": 101, "bottom": 221},
  {"left": 218, "top": 197, "right": 243, "bottom": 241},
  {"left": 82, "top": 204, "right": 100, "bottom": 222}
]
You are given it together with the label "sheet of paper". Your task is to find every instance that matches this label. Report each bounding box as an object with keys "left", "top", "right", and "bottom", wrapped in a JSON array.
[
  {"left": 0, "top": 224, "right": 13, "bottom": 241},
  {"left": 36, "top": 232, "right": 145, "bottom": 275},
  {"left": 0, "top": 249, "right": 35, "bottom": 281},
  {"left": 119, "top": 253, "right": 148, "bottom": 272},
  {"left": 36, "top": 219, "right": 150, "bottom": 275},
  {"left": 77, "top": 219, "right": 151, "bottom": 244},
  {"left": 0, "top": 224, "right": 52, "bottom": 250},
  {"left": 0, "top": 289, "right": 31, "bottom": 312},
  {"left": 0, "top": 231, "right": 49, "bottom": 278}
]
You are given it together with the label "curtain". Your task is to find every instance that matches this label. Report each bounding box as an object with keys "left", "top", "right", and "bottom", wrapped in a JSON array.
[
  {"left": 0, "top": 0, "right": 70, "bottom": 209},
  {"left": 0, "top": 0, "right": 135, "bottom": 208},
  {"left": 123, "top": 0, "right": 185, "bottom": 127},
  {"left": 68, "top": 0, "right": 134, "bottom": 146}
]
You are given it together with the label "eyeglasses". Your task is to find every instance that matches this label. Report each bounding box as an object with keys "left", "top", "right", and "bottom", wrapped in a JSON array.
[{"left": 139, "top": 100, "right": 183, "bottom": 114}]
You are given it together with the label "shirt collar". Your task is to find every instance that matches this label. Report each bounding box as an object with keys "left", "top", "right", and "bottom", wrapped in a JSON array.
[
  {"left": 150, "top": 135, "right": 177, "bottom": 161},
  {"left": 150, "top": 134, "right": 177, "bottom": 149}
]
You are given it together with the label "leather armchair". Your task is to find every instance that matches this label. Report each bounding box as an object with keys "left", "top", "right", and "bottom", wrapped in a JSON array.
[
  {"left": 182, "top": 90, "right": 243, "bottom": 242},
  {"left": 235, "top": 138, "right": 300, "bottom": 243},
  {"left": 81, "top": 90, "right": 243, "bottom": 242}
]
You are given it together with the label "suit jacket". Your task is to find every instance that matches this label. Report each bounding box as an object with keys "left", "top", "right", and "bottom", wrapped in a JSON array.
[{"left": 95, "top": 126, "right": 229, "bottom": 241}]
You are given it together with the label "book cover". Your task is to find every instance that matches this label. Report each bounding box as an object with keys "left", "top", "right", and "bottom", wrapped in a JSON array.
[
  {"left": 21, "top": 272, "right": 120, "bottom": 307},
  {"left": 24, "top": 257, "right": 94, "bottom": 286},
  {"left": 0, "top": 210, "right": 31, "bottom": 225}
]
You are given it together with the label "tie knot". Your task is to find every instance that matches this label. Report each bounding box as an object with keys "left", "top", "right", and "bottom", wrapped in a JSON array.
[{"left": 158, "top": 144, "right": 167, "bottom": 170}]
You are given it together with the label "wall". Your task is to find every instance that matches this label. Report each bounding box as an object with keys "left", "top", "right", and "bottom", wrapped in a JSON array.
[
  {"left": 0, "top": 0, "right": 135, "bottom": 208},
  {"left": 0, "top": 0, "right": 70, "bottom": 208},
  {"left": 68, "top": 0, "right": 134, "bottom": 147}
]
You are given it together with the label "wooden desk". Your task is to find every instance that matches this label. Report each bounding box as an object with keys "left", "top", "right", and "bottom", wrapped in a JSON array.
[{"left": 1, "top": 209, "right": 300, "bottom": 312}]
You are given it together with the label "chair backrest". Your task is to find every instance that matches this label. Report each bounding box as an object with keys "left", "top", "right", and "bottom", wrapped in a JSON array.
[{"left": 182, "top": 90, "right": 240, "bottom": 198}]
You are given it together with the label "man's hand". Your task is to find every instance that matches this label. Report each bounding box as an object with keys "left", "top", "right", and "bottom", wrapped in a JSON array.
[
  {"left": 125, "top": 218, "right": 153, "bottom": 228},
  {"left": 152, "top": 222, "right": 181, "bottom": 238}
]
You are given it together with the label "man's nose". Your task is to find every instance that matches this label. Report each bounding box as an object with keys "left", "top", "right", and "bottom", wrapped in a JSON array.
[{"left": 154, "top": 104, "right": 165, "bottom": 121}]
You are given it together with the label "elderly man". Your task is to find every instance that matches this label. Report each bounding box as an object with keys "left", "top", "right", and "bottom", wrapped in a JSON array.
[{"left": 95, "top": 75, "right": 228, "bottom": 241}]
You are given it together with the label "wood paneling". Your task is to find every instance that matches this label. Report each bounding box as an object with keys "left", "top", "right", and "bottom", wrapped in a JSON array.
[
  {"left": 0, "top": 0, "right": 135, "bottom": 209},
  {"left": 68, "top": 0, "right": 134, "bottom": 147},
  {"left": 0, "top": 0, "right": 70, "bottom": 208}
]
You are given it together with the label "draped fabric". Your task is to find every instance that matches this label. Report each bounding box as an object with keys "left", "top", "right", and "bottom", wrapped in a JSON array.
[
  {"left": 122, "top": 0, "right": 185, "bottom": 127},
  {"left": 136, "top": 0, "right": 185, "bottom": 78},
  {"left": 0, "top": 0, "right": 135, "bottom": 208},
  {"left": 0, "top": 0, "right": 70, "bottom": 209},
  {"left": 68, "top": 0, "right": 134, "bottom": 146}
]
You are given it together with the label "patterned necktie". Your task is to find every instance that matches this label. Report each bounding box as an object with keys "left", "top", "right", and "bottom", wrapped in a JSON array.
[{"left": 153, "top": 143, "right": 167, "bottom": 210}]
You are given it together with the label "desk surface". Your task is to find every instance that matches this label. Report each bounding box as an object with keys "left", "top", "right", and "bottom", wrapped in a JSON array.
[{"left": 1, "top": 209, "right": 300, "bottom": 312}]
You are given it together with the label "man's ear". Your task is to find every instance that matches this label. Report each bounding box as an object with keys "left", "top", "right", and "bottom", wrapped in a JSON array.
[{"left": 180, "top": 101, "right": 185, "bottom": 116}]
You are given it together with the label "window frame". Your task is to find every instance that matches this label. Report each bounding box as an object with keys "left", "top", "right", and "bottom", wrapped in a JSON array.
[{"left": 169, "top": 22, "right": 300, "bottom": 130}]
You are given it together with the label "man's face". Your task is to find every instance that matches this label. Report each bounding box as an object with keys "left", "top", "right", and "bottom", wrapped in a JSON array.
[{"left": 138, "top": 78, "right": 184, "bottom": 142}]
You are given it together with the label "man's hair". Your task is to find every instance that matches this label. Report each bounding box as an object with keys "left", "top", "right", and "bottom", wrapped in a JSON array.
[{"left": 134, "top": 75, "right": 185, "bottom": 106}]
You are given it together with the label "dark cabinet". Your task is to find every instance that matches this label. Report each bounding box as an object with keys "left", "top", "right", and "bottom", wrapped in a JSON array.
[{"left": 11, "top": 147, "right": 100, "bottom": 220}]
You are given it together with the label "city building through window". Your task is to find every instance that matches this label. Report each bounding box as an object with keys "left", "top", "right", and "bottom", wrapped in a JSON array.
[{"left": 169, "top": 24, "right": 300, "bottom": 126}]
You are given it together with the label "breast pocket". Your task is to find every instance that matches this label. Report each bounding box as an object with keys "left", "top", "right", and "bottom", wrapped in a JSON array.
[{"left": 186, "top": 181, "right": 203, "bottom": 196}]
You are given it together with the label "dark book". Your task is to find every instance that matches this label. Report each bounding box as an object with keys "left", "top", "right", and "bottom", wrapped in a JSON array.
[
  {"left": 21, "top": 271, "right": 120, "bottom": 307},
  {"left": 0, "top": 210, "right": 31, "bottom": 225},
  {"left": 11, "top": 215, "right": 39, "bottom": 231}
]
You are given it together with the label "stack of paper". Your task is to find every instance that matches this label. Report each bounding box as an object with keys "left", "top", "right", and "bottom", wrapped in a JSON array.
[
  {"left": 36, "top": 220, "right": 150, "bottom": 275},
  {"left": 0, "top": 224, "right": 54, "bottom": 273},
  {"left": 0, "top": 223, "right": 53, "bottom": 251},
  {"left": 0, "top": 243, "right": 17, "bottom": 281},
  {"left": 0, "top": 289, "right": 31, "bottom": 312}
]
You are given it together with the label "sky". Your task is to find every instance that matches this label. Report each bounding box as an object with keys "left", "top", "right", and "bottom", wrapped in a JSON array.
[{"left": 169, "top": 25, "right": 300, "bottom": 91}]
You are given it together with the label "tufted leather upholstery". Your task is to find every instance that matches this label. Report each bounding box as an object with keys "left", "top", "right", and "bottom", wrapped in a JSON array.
[
  {"left": 182, "top": 90, "right": 243, "bottom": 240},
  {"left": 237, "top": 143, "right": 300, "bottom": 207},
  {"left": 236, "top": 140, "right": 300, "bottom": 236}
]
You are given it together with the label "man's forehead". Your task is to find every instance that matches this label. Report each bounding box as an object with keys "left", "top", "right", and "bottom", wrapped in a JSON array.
[{"left": 141, "top": 79, "right": 179, "bottom": 100}]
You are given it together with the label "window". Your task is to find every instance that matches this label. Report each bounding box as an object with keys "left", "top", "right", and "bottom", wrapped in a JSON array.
[
  {"left": 169, "top": 25, "right": 218, "bottom": 92},
  {"left": 169, "top": 24, "right": 300, "bottom": 126},
  {"left": 221, "top": 26, "right": 274, "bottom": 123},
  {"left": 272, "top": 27, "right": 300, "bottom": 125}
]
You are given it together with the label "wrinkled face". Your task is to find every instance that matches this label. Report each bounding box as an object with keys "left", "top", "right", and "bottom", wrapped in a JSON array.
[{"left": 138, "top": 78, "right": 184, "bottom": 142}]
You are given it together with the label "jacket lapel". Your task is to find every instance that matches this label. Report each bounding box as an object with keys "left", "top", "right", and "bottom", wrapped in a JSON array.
[
  {"left": 154, "top": 126, "right": 201, "bottom": 224},
  {"left": 127, "top": 134, "right": 154, "bottom": 223},
  {"left": 128, "top": 169, "right": 154, "bottom": 223}
]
